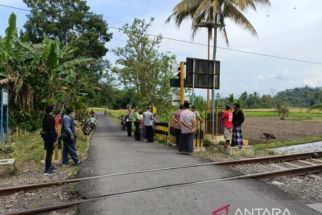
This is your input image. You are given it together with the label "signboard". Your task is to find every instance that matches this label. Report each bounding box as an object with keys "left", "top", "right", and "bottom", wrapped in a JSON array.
[
  {"left": 170, "top": 78, "right": 180, "bottom": 88},
  {"left": 2, "top": 90, "right": 8, "bottom": 106},
  {"left": 172, "top": 95, "right": 189, "bottom": 106},
  {"left": 185, "top": 58, "right": 220, "bottom": 89}
]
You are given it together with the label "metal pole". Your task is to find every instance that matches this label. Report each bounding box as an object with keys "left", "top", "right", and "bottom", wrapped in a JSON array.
[
  {"left": 212, "top": 16, "right": 218, "bottom": 140},
  {"left": 192, "top": 60, "right": 195, "bottom": 104},
  {"left": 0, "top": 89, "right": 3, "bottom": 144},
  {"left": 206, "top": 27, "right": 211, "bottom": 134},
  {"left": 179, "top": 62, "right": 185, "bottom": 104},
  {"left": 212, "top": 74, "right": 215, "bottom": 140},
  {"left": 6, "top": 96, "right": 9, "bottom": 145}
]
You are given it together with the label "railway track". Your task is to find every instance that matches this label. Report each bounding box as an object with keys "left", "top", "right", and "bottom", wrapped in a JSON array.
[{"left": 1, "top": 151, "right": 322, "bottom": 215}]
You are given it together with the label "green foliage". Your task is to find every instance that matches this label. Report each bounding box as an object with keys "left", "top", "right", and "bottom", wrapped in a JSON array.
[
  {"left": 308, "top": 103, "right": 322, "bottom": 111},
  {"left": 275, "top": 86, "right": 322, "bottom": 107},
  {"left": 243, "top": 108, "right": 322, "bottom": 121},
  {"left": 217, "top": 87, "right": 321, "bottom": 109},
  {"left": 274, "top": 102, "right": 289, "bottom": 119},
  {"left": 4, "top": 13, "right": 17, "bottom": 52},
  {"left": 254, "top": 134, "right": 322, "bottom": 151},
  {"left": 23, "top": 0, "right": 112, "bottom": 59},
  {"left": 113, "top": 18, "right": 176, "bottom": 109},
  {"left": 203, "top": 139, "right": 213, "bottom": 147},
  {"left": 0, "top": 14, "right": 104, "bottom": 131},
  {"left": 193, "top": 96, "right": 206, "bottom": 119}
]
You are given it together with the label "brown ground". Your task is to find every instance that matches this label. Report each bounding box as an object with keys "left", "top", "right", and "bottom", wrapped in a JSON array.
[
  {"left": 0, "top": 165, "right": 80, "bottom": 214},
  {"left": 243, "top": 117, "right": 322, "bottom": 144}
]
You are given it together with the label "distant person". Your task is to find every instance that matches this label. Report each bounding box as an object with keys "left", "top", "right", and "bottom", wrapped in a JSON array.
[
  {"left": 61, "top": 107, "right": 81, "bottom": 165},
  {"left": 143, "top": 106, "right": 155, "bottom": 142},
  {"left": 125, "top": 108, "right": 133, "bottom": 137},
  {"left": 90, "top": 109, "right": 96, "bottom": 117},
  {"left": 120, "top": 115, "right": 126, "bottom": 130},
  {"left": 54, "top": 110, "right": 62, "bottom": 132},
  {"left": 41, "top": 105, "right": 58, "bottom": 175},
  {"left": 54, "top": 109, "right": 62, "bottom": 148},
  {"left": 179, "top": 102, "right": 195, "bottom": 154},
  {"left": 172, "top": 104, "right": 183, "bottom": 149},
  {"left": 89, "top": 114, "right": 96, "bottom": 129},
  {"left": 139, "top": 111, "right": 144, "bottom": 141},
  {"left": 231, "top": 103, "right": 245, "bottom": 148},
  {"left": 133, "top": 107, "right": 141, "bottom": 141},
  {"left": 222, "top": 105, "right": 233, "bottom": 148},
  {"left": 191, "top": 105, "right": 203, "bottom": 123}
]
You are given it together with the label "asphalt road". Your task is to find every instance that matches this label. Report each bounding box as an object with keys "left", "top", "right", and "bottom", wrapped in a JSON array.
[{"left": 77, "top": 113, "right": 320, "bottom": 215}]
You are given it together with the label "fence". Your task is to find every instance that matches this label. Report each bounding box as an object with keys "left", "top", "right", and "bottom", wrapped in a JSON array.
[{"left": 155, "top": 121, "right": 204, "bottom": 151}]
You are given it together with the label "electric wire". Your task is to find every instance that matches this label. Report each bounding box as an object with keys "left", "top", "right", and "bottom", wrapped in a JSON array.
[{"left": 0, "top": 2, "right": 322, "bottom": 66}]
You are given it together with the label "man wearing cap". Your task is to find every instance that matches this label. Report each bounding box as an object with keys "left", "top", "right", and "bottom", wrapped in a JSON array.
[{"left": 222, "top": 105, "right": 233, "bottom": 148}]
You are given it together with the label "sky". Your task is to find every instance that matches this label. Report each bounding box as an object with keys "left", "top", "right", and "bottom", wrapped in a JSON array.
[{"left": 0, "top": 0, "right": 322, "bottom": 98}]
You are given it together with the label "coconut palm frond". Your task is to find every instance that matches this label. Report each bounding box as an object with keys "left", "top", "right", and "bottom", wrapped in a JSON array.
[
  {"left": 166, "top": 0, "right": 201, "bottom": 25},
  {"left": 194, "top": 0, "right": 211, "bottom": 21},
  {"left": 223, "top": 1, "right": 257, "bottom": 36},
  {"left": 233, "top": 0, "right": 256, "bottom": 10},
  {"left": 221, "top": 27, "right": 229, "bottom": 45}
]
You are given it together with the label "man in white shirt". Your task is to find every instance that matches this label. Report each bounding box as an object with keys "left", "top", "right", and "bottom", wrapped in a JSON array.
[
  {"left": 143, "top": 106, "right": 154, "bottom": 142},
  {"left": 191, "top": 105, "right": 203, "bottom": 122},
  {"left": 179, "top": 102, "right": 195, "bottom": 154}
]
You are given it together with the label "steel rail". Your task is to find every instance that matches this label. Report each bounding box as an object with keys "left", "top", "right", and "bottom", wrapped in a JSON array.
[
  {"left": 0, "top": 151, "right": 321, "bottom": 195},
  {"left": 3, "top": 164, "right": 322, "bottom": 215}
]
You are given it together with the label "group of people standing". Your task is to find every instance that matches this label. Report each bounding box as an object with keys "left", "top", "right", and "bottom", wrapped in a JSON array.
[
  {"left": 222, "top": 103, "right": 245, "bottom": 148},
  {"left": 41, "top": 105, "right": 81, "bottom": 175},
  {"left": 124, "top": 106, "right": 155, "bottom": 142},
  {"left": 172, "top": 103, "right": 202, "bottom": 155}
]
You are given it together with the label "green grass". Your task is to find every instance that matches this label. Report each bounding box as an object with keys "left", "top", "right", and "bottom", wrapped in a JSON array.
[
  {"left": 244, "top": 108, "right": 322, "bottom": 121},
  {"left": 0, "top": 131, "right": 44, "bottom": 168},
  {"left": 104, "top": 109, "right": 127, "bottom": 124},
  {"left": 254, "top": 134, "right": 322, "bottom": 151},
  {"left": 0, "top": 123, "right": 90, "bottom": 169},
  {"left": 88, "top": 107, "right": 108, "bottom": 113}
]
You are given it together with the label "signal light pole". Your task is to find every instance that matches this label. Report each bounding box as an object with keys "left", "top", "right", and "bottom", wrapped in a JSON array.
[{"left": 179, "top": 62, "right": 185, "bottom": 104}]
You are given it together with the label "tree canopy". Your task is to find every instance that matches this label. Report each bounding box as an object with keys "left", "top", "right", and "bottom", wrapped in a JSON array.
[
  {"left": 0, "top": 13, "right": 101, "bottom": 130},
  {"left": 23, "top": 0, "right": 112, "bottom": 59},
  {"left": 113, "top": 18, "right": 176, "bottom": 108}
]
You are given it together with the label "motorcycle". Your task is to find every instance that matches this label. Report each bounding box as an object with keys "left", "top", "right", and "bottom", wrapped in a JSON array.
[
  {"left": 120, "top": 115, "right": 126, "bottom": 130},
  {"left": 81, "top": 118, "right": 94, "bottom": 135}
]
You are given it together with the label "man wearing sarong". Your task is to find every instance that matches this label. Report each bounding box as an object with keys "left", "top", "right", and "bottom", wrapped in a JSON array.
[{"left": 232, "top": 103, "right": 245, "bottom": 148}]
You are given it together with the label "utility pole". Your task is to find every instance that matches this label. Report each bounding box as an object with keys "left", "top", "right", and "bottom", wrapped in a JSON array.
[
  {"left": 179, "top": 62, "right": 185, "bottom": 104},
  {"left": 194, "top": 19, "right": 223, "bottom": 139}
]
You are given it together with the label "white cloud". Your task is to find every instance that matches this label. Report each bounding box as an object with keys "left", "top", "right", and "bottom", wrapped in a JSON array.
[
  {"left": 257, "top": 75, "right": 265, "bottom": 81},
  {"left": 0, "top": 0, "right": 24, "bottom": 6},
  {"left": 304, "top": 77, "right": 322, "bottom": 87},
  {"left": 272, "top": 69, "right": 290, "bottom": 80},
  {"left": 2, "top": 0, "right": 321, "bottom": 97}
]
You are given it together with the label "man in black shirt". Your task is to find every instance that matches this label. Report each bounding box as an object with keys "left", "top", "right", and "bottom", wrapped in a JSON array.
[
  {"left": 232, "top": 103, "right": 245, "bottom": 148},
  {"left": 41, "top": 105, "right": 58, "bottom": 175}
]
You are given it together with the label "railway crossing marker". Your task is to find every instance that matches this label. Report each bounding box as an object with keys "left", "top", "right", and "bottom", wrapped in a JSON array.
[{"left": 0, "top": 88, "right": 9, "bottom": 144}]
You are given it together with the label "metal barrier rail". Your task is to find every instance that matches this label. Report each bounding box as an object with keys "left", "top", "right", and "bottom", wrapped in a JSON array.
[
  {"left": 154, "top": 122, "right": 169, "bottom": 142},
  {"left": 155, "top": 121, "right": 204, "bottom": 151}
]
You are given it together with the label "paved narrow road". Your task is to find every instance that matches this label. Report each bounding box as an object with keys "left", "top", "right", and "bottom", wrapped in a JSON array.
[{"left": 77, "top": 113, "right": 320, "bottom": 215}]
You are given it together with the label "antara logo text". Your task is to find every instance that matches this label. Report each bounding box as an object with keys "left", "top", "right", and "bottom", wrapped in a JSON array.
[{"left": 212, "top": 204, "right": 292, "bottom": 215}]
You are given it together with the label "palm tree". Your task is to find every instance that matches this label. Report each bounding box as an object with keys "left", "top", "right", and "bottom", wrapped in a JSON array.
[
  {"left": 167, "top": 0, "right": 271, "bottom": 60},
  {"left": 167, "top": 0, "right": 270, "bottom": 135}
]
